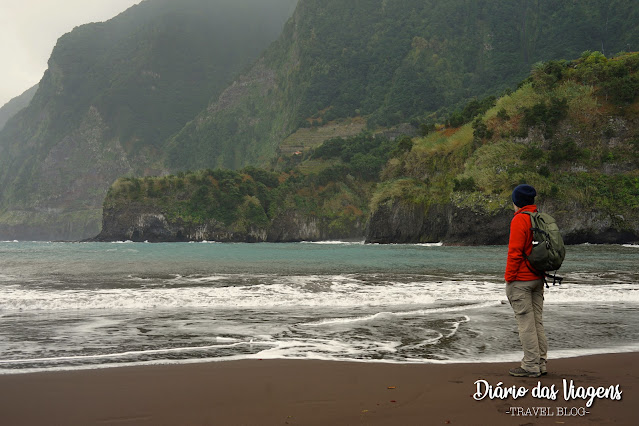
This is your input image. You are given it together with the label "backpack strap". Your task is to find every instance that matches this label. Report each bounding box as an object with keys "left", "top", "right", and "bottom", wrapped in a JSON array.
[
  {"left": 519, "top": 210, "right": 550, "bottom": 287},
  {"left": 525, "top": 260, "right": 549, "bottom": 287},
  {"left": 522, "top": 211, "right": 550, "bottom": 239}
]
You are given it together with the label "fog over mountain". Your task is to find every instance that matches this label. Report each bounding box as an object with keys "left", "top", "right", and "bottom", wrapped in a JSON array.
[
  {"left": 0, "top": 0, "right": 145, "bottom": 107},
  {"left": 0, "top": 84, "right": 38, "bottom": 131},
  {"left": 0, "top": 0, "right": 298, "bottom": 240}
]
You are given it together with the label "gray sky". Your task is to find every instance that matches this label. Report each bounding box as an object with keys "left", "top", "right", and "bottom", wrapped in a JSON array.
[{"left": 0, "top": 0, "right": 143, "bottom": 107}]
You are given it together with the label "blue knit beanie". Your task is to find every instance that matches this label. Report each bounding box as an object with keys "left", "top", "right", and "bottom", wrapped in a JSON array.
[{"left": 512, "top": 184, "right": 536, "bottom": 207}]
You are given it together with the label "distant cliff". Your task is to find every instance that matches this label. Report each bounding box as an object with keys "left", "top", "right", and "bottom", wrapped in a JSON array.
[
  {"left": 166, "top": 0, "right": 639, "bottom": 172},
  {"left": 96, "top": 53, "right": 639, "bottom": 245},
  {"left": 0, "top": 84, "right": 38, "bottom": 131},
  {"left": 7, "top": 0, "right": 638, "bottom": 241},
  {"left": 0, "top": 0, "right": 297, "bottom": 241},
  {"left": 365, "top": 198, "right": 639, "bottom": 245},
  {"left": 93, "top": 204, "right": 364, "bottom": 243},
  {"left": 92, "top": 166, "right": 369, "bottom": 242}
]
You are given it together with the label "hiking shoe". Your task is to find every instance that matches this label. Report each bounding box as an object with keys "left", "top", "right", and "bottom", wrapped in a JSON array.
[{"left": 509, "top": 367, "right": 541, "bottom": 378}]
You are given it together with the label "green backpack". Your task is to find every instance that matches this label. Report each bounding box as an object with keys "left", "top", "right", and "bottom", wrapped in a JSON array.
[{"left": 522, "top": 211, "right": 566, "bottom": 285}]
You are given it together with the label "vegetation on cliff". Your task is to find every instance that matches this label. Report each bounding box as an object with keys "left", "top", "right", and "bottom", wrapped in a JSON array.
[
  {"left": 0, "top": 0, "right": 297, "bottom": 240},
  {"left": 0, "top": 84, "right": 38, "bottom": 132},
  {"left": 370, "top": 51, "right": 639, "bottom": 243},
  {"left": 103, "top": 132, "right": 404, "bottom": 240},
  {"left": 102, "top": 51, "right": 639, "bottom": 243},
  {"left": 3, "top": 0, "right": 639, "bottom": 240},
  {"left": 167, "top": 0, "right": 639, "bottom": 172}
]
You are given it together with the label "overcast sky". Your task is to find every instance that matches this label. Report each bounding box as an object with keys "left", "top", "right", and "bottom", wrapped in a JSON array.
[{"left": 0, "top": 0, "right": 143, "bottom": 107}]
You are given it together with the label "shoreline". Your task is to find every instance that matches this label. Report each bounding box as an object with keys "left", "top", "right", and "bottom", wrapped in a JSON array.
[
  {"left": 3, "top": 343, "right": 639, "bottom": 376},
  {"left": 1, "top": 352, "right": 637, "bottom": 425},
  {"left": 4, "top": 239, "right": 639, "bottom": 248}
]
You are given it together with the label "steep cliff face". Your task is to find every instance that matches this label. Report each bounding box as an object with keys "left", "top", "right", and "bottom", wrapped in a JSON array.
[
  {"left": 0, "top": 0, "right": 296, "bottom": 241},
  {"left": 167, "top": 0, "right": 639, "bottom": 172},
  {"left": 94, "top": 203, "right": 267, "bottom": 242},
  {"left": 537, "top": 200, "right": 639, "bottom": 245},
  {"left": 267, "top": 210, "right": 364, "bottom": 241},
  {"left": 0, "top": 106, "right": 134, "bottom": 240},
  {"left": 365, "top": 199, "right": 513, "bottom": 245},
  {"left": 365, "top": 200, "right": 428, "bottom": 244},
  {"left": 365, "top": 199, "right": 639, "bottom": 245},
  {"left": 0, "top": 84, "right": 38, "bottom": 132},
  {"left": 94, "top": 205, "right": 363, "bottom": 243},
  {"left": 165, "top": 58, "right": 286, "bottom": 170},
  {"left": 366, "top": 53, "right": 639, "bottom": 246},
  {"left": 93, "top": 164, "right": 369, "bottom": 243}
]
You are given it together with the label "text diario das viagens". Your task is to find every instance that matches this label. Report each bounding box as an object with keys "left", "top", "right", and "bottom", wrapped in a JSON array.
[{"left": 473, "top": 379, "right": 622, "bottom": 408}]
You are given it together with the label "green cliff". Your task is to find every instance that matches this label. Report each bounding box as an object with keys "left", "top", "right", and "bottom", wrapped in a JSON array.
[
  {"left": 0, "top": 0, "right": 296, "bottom": 240},
  {"left": 98, "top": 52, "right": 639, "bottom": 244},
  {"left": 0, "top": 84, "right": 38, "bottom": 132},
  {"left": 367, "top": 51, "right": 639, "bottom": 244},
  {"left": 3, "top": 0, "right": 639, "bottom": 241},
  {"left": 166, "top": 0, "right": 639, "bottom": 172},
  {"left": 95, "top": 132, "right": 398, "bottom": 242}
]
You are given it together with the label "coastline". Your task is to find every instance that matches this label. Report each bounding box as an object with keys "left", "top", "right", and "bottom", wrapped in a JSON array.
[{"left": 1, "top": 352, "right": 636, "bottom": 425}]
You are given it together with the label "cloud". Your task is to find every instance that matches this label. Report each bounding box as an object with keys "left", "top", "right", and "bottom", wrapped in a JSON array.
[{"left": 0, "top": 0, "right": 142, "bottom": 106}]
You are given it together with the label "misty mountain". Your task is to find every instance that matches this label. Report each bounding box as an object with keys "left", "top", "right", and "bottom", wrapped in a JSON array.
[
  {"left": 0, "top": 84, "right": 38, "bottom": 131},
  {"left": 2, "top": 0, "right": 639, "bottom": 241},
  {"left": 97, "top": 52, "right": 639, "bottom": 244},
  {"left": 0, "top": 0, "right": 297, "bottom": 240},
  {"left": 167, "top": 0, "right": 639, "bottom": 171}
]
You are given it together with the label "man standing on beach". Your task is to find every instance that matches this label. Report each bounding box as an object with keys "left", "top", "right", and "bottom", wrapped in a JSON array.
[{"left": 505, "top": 184, "right": 547, "bottom": 378}]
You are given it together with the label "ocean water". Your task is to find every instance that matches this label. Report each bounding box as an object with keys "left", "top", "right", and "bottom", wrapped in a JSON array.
[{"left": 1, "top": 241, "right": 638, "bottom": 374}]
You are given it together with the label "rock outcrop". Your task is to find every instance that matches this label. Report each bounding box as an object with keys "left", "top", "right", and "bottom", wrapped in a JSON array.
[
  {"left": 365, "top": 200, "right": 512, "bottom": 244},
  {"left": 366, "top": 199, "right": 639, "bottom": 245},
  {"left": 92, "top": 204, "right": 364, "bottom": 243}
]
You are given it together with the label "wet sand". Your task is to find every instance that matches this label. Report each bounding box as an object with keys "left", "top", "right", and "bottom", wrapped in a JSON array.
[{"left": 0, "top": 352, "right": 636, "bottom": 425}]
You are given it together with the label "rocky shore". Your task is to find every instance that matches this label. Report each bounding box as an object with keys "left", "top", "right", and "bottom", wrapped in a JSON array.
[
  {"left": 365, "top": 198, "right": 639, "bottom": 245},
  {"left": 91, "top": 203, "right": 365, "bottom": 243},
  {"left": 92, "top": 198, "right": 639, "bottom": 245}
]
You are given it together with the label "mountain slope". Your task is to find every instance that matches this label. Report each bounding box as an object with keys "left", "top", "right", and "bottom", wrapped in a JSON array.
[
  {"left": 0, "top": 84, "right": 38, "bottom": 132},
  {"left": 367, "top": 51, "right": 639, "bottom": 244},
  {"left": 3, "top": 0, "right": 639, "bottom": 241},
  {"left": 166, "top": 0, "right": 639, "bottom": 172},
  {"left": 95, "top": 132, "right": 394, "bottom": 242},
  {"left": 0, "top": 0, "right": 297, "bottom": 240},
  {"left": 99, "top": 52, "right": 639, "bottom": 244}
]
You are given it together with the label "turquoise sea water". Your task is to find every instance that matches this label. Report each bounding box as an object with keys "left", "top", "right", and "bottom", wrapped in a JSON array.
[{"left": 1, "top": 241, "right": 638, "bottom": 373}]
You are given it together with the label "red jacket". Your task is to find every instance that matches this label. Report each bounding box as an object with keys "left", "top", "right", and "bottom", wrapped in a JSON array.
[{"left": 505, "top": 205, "right": 542, "bottom": 282}]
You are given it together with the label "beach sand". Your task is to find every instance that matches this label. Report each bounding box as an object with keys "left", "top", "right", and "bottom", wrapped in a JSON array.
[{"left": 0, "top": 352, "right": 636, "bottom": 425}]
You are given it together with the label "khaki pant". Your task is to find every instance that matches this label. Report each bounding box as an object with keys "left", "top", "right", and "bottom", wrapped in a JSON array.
[{"left": 506, "top": 279, "right": 547, "bottom": 373}]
